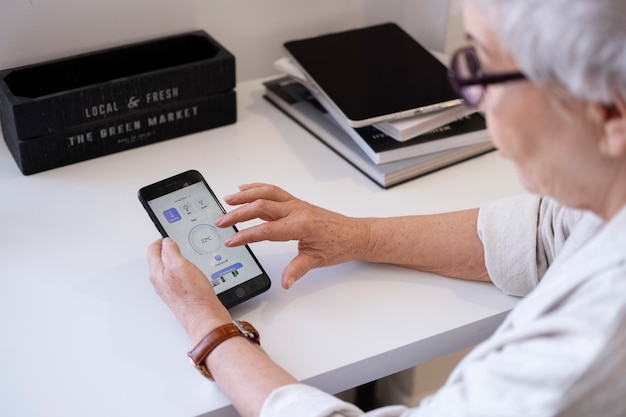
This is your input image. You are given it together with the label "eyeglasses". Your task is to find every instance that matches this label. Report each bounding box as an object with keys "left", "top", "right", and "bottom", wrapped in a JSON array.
[{"left": 447, "top": 46, "right": 526, "bottom": 107}]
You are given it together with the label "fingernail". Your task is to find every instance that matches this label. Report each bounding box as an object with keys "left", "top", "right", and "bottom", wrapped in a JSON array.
[
  {"left": 223, "top": 237, "right": 233, "bottom": 246},
  {"left": 214, "top": 216, "right": 224, "bottom": 226},
  {"left": 287, "top": 277, "right": 295, "bottom": 289}
]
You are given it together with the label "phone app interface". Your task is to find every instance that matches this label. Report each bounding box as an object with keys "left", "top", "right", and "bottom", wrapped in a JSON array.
[{"left": 148, "top": 182, "right": 263, "bottom": 294}]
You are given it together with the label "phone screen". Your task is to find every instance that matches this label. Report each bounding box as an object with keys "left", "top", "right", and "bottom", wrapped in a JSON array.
[{"left": 139, "top": 170, "right": 271, "bottom": 308}]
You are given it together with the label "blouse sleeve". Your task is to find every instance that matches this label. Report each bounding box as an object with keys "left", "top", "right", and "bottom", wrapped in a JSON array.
[
  {"left": 260, "top": 384, "right": 369, "bottom": 417},
  {"left": 477, "top": 194, "right": 584, "bottom": 296}
]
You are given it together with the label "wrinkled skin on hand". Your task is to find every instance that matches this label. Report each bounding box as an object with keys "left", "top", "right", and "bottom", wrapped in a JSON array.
[
  {"left": 214, "top": 183, "right": 370, "bottom": 289},
  {"left": 147, "top": 237, "right": 232, "bottom": 344}
]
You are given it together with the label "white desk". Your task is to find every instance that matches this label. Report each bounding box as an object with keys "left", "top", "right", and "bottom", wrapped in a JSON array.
[{"left": 0, "top": 78, "right": 525, "bottom": 417}]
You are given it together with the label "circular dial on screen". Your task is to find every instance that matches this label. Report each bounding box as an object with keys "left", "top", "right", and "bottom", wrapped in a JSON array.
[{"left": 189, "top": 224, "right": 222, "bottom": 254}]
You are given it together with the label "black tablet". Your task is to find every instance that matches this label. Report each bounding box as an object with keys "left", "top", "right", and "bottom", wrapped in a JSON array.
[{"left": 284, "top": 23, "right": 462, "bottom": 128}]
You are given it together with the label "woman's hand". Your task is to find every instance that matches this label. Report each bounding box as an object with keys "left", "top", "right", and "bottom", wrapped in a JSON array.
[
  {"left": 214, "top": 183, "right": 370, "bottom": 289},
  {"left": 147, "top": 237, "right": 232, "bottom": 345},
  {"left": 148, "top": 236, "right": 301, "bottom": 417}
]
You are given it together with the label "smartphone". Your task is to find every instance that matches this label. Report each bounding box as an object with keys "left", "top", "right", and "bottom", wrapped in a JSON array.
[{"left": 138, "top": 170, "right": 271, "bottom": 308}]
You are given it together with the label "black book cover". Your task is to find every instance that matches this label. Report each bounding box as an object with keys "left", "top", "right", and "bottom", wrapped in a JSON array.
[{"left": 354, "top": 113, "right": 487, "bottom": 153}]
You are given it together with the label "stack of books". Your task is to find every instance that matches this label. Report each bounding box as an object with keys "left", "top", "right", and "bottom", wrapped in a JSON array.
[{"left": 263, "top": 25, "right": 494, "bottom": 188}]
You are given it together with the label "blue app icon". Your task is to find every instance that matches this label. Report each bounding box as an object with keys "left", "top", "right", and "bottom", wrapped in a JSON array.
[{"left": 163, "top": 208, "right": 181, "bottom": 223}]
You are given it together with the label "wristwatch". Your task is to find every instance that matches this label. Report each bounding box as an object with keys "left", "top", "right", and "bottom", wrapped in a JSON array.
[{"left": 187, "top": 320, "right": 260, "bottom": 380}]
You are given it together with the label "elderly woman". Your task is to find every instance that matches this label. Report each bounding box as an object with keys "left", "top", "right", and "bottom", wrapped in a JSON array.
[{"left": 147, "top": 0, "right": 626, "bottom": 415}]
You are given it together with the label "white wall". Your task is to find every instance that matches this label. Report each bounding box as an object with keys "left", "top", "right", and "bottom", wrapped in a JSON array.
[{"left": 0, "top": 0, "right": 461, "bottom": 82}]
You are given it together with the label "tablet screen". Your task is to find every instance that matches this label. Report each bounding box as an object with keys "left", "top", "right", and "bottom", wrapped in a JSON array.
[{"left": 284, "top": 23, "right": 460, "bottom": 127}]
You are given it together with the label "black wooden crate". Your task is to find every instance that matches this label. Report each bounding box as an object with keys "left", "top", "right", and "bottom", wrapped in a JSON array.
[
  {"left": 0, "top": 30, "right": 235, "bottom": 140},
  {"left": 6, "top": 90, "right": 236, "bottom": 175},
  {"left": 0, "top": 30, "right": 237, "bottom": 174}
]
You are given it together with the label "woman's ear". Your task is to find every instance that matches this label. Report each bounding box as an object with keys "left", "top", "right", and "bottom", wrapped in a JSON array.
[{"left": 597, "top": 93, "right": 626, "bottom": 158}]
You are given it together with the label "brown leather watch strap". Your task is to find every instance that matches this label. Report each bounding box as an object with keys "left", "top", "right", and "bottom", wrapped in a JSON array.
[{"left": 187, "top": 320, "right": 260, "bottom": 380}]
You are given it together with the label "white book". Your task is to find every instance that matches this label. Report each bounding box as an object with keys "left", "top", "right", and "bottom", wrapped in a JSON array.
[{"left": 374, "top": 105, "right": 478, "bottom": 142}]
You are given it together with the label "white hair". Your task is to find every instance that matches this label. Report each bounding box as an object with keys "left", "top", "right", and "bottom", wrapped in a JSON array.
[{"left": 469, "top": 0, "right": 626, "bottom": 104}]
